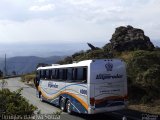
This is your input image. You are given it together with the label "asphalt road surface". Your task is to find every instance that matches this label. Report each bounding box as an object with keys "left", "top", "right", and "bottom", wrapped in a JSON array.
[{"left": 3, "top": 77, "right": 160, "bottom": 120}]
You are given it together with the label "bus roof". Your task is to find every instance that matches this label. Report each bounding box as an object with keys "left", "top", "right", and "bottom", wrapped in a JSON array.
[
  {"left": 37, "top": 59, "right": 122, "bottom": 70},
  {"left": 37, "top": 59, "right": 92, "bottom": 70}
]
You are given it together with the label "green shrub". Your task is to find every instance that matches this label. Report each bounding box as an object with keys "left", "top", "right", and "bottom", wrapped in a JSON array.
[
  {"left": 21, "top": 74, "right": 36, "bottom": 83},
  {"left": 0, "top": 88, "right": 37, "bottom": 117},
  {"left": 127, "top": 50, "right": 160, "bottom": 102},
  {"left": 143, "top": 65, "right": 160, "bottom": 88}
]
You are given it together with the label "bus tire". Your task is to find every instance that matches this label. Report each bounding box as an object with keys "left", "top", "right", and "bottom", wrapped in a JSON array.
[
  {"left": 60, "top": 97, "right": 66, "bottom": 111},
  {"left": 66, "top": 100, "right": 72, "bottom": 114}
]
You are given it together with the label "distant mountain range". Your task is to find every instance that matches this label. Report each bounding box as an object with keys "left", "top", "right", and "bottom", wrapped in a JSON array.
[{"left": 0, "top": 56, "right": 64, "bottom": 75}]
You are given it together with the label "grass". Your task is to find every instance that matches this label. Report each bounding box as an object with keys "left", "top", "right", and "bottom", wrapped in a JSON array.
[
  {"left": 118, "top": 51, "right": 133, "bottom": 62},
  {"left": 129, "top": 100, "right": 160, "bottom": 115},
  {"left": 21, "top": 73, "right": 36, "bottom": 88}
]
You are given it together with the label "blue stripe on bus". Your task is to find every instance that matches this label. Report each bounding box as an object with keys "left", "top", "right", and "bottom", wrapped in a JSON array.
[
  {"left": 48, "top": 93, "right": 88, "bottom": 114},
  {"left": 40, "top": 82, "right": 87, "bottom": 95}
]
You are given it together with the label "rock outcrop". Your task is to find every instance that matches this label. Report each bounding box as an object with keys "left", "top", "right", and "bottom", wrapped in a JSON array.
[
  {"left": 87, "top": 43, "right": 100, "bottom": 50},
  {"left": 104, "top": 25, "right": 154, "bottom": 51}
]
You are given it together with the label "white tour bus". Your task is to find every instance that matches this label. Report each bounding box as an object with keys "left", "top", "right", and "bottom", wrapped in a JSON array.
[{"left": 35, "top": 59, "right": 128, "bottom": 114}]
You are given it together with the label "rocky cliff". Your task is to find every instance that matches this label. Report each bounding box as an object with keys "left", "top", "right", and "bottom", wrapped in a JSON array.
[{"left": 104, "top": 25, "right": 154, "bottom": 51}]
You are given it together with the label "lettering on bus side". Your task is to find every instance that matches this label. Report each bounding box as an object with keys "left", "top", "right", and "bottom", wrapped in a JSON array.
[
  {"left": 80, "top": 89, "right": 87, "bottom": 95},
  {"left": 48, "top": 82, "right": 58, "bottom": 88},
  {"left": 96, "top": 74, "right": 123, "bottom": 80}
]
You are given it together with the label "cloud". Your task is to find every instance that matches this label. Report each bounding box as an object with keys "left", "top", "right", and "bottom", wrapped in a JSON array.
[
  {"left": 65, "top": 0, "right": 94, "bottom": 5},
  {"left": 0, "top": 0, "right": 160, "bottom": 45},
  {"left": 36, "top": 0, "right": 46, "bottom": 3},
  {"left": 29, "top": 4, "right": 55, "bottom": 12},
  {"left": 0, "top": 18, "right": 108, "bottom": 44},
  {"left": 62, "top": 0, "right": 128, "bottom": 23}
]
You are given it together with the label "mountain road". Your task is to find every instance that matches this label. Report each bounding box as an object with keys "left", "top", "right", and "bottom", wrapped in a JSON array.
[{"left": 3, "top": 77, "right": 159, "bottom": 120}]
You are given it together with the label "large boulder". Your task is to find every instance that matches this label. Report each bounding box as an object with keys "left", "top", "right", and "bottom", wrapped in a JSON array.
[{"left": 104, "top": 25, "right": 154, "bottom": 51}]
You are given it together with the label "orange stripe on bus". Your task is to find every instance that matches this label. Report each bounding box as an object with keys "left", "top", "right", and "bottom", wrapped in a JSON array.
[{"left": 38, "top": 86, "right": 89, "bottom": 110}]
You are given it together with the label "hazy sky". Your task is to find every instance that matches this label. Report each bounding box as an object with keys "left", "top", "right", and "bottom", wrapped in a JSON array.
[{"left": 0, "top": 0, "right": 160, "bottom": 56}]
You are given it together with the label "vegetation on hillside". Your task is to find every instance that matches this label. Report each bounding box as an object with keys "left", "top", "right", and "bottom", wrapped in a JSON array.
[
  {"left": 57, "top": 25, "right": 160, "bottom": 105},
  {"left": 126, "top": 50, "right": 160, "bottom": 103}
]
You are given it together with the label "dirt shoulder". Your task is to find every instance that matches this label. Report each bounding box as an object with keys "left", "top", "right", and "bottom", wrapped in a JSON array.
[{"left": 129, "top": 100, "right": 160, "bottom": 115}]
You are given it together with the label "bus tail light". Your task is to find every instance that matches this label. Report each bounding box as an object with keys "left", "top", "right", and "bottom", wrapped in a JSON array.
[
  {"left": 90, "top": 98, "right": 95, "bottom": 106},
  {"left": 124, "top": 94, "right": 128, "bottom": 101}
]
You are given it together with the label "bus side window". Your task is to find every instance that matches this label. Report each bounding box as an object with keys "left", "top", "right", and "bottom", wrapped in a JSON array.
[
  {"left": 58, "top": 69, "right": 67, "bottom": 80},
  {"left": 77, "top": 67, "right": 83, "bottom": 80},
  {"left": 55, "top": 69, "right": 59, "bottom": 79},
  {"left": 67, "top": 68, "right": 73, "bottom": 80},
  {"left": 77, "top": 67, "right": 87, "bottom": 83},
  {"left": 83, "top": 67, "right": 87, "bottom": 81},
  {"left": 65, "top": 69, "right": 68, "bottom": 80},
  {"left": 64, "top": 69, "right": 67, "bottom": 80},
  {"left": 46, "top": 70, "right": 49, "bottom": 79},
  {"left": 73, "top": 68, "right": 77, "bottom": 81},
  {"left": 51, "top": 69, "right": 55, "bottom": 79},
  {"left": 49, "top": 70, "right": 52, "bottom": 79},
  {"left": 40, "top": 70, "right": 45, "bottom": 79},
  {"left": 43, "top": 70, "right": 46, "bottom": 79},
  {"left": 59, "top": 69, "right": 63, "bottom": 80}
]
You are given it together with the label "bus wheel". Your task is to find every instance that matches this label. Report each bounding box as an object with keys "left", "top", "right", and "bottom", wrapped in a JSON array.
[
  {"left": 66, "top": 100, "right": 72, "bottom": 114},
  {"left": 60, "top": 98, "right": 65, "bottom": 111}
]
